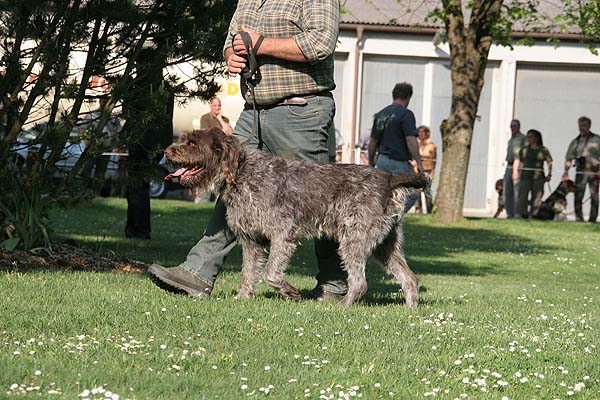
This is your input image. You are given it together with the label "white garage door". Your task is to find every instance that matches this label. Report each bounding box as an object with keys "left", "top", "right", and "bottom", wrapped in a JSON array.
[{"left": 514, "top": 64, "right": 600, "bottom": 208}]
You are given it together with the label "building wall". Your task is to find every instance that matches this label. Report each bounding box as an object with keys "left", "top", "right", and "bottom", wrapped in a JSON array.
[{"left": 335, "top": 30, "right": 600, "bottom": 216}]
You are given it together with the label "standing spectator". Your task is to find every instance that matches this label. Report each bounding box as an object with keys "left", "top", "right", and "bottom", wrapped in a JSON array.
[
  {"left": 368, "top": 82, "right": 424, "bottom": 212},
  {"left": 147, "top": 0, "right": 348, "bottom": 301},
  {"left": 513, "top": 129, "right": 553, "bottom": 218},
  {"left": 192, "top": 97, "right": 233, "bottom": 203},
  {"left": 503, "top": 119, "right": 527, "bottom": 218},
  {"left": 414, "top": 125, "right": 436, "bottom": 213},
  {"left": 200, "top": 97, "right": 233, "bottom": 135},
  {"left": 563, "top": 116, "right": 600, "bottom": 222},
  {"left": 123, "top": 46, "right": 174, "bottom": 240}
]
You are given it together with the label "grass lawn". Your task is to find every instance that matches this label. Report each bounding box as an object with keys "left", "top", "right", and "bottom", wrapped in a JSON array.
[{"left": 1, "top": 197, "right": 599, "bottom": 399}]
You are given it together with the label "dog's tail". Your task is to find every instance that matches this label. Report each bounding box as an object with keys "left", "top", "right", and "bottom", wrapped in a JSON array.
[{"left": 389, "top": 172, "right": 430, "bottom": 191}]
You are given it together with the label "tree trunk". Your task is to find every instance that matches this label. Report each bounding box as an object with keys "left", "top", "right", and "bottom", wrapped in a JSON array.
[{"left": 435, "top": 0, "right": 503, "bottom": 222}]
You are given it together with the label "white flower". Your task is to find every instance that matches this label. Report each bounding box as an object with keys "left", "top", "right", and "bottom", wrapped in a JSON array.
[
  {"left": 574, "top": 382, "right": 585, "bottom": 391},
  {"left": 34, "top": 370, "right": 42, "bottom": 376},
  {"left": 240, "top": 384, "right": 248, "bottom": 390}
]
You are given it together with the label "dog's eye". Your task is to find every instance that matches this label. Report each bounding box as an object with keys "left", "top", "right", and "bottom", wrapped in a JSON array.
[{"left": 188, "top": 140, "right": 197, "bottom": 147}]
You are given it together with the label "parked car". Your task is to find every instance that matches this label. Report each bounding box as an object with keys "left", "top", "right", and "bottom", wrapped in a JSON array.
[{"left": 9, "top": 133, "right": 179, "bottom": 198}]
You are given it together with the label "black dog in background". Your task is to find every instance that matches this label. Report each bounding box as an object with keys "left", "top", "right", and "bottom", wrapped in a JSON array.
[{"left": 533, "top": 180, "right": 577, "bottom": 220}]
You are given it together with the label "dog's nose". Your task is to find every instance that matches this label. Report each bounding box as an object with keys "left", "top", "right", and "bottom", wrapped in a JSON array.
[{"left": 164, "top": 147, "right": 172, "bottom": 157}]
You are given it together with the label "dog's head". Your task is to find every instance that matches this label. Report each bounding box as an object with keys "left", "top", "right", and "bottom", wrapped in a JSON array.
[
  {"left": 495, "top": 178, "right": 503, "bottom": 194},
  {"left": 164, "top": 127, "right": 241, "bottom": 189},
  {"left": 559, "top": 179, "right": 577, "bottom": 194}
]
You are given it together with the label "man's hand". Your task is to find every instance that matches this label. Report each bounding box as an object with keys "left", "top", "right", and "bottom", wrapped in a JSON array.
[
  {"left": 232, "top": 26, "right": 262, "bottom": 56},
  {"left": 226, "top": 49, "right": 247, "bottom": 77}
]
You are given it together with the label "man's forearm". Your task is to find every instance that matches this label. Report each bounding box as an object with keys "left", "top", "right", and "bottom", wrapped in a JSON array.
[
  {"left": 258, "top": 37, "right": 308, "bottom": 62},
  {"left": 406, "top": 136, "right": 424, "bottom": 172},
  {"left": 368, "top": 140, "right": 378, "bottom": 167}
]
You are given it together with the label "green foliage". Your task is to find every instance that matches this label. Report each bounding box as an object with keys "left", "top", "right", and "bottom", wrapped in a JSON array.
[
  {"left": 558, "top": 0, "right": 600, "bottom": 54},
  {"left": 0, "top": 181, "right": 52, "bottom": 253}
]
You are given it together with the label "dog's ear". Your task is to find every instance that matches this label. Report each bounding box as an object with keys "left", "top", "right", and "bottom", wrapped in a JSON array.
[{"left": 218, "top": 134, "right": 240, "bottom": 186}]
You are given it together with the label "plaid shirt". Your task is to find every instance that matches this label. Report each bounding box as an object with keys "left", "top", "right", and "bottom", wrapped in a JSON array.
[
  {"left": 565, "top": 133, "right": 600, "bottom": 170},
  {"left": 224, "top": 0, "right": 339, "bottom": 106}
]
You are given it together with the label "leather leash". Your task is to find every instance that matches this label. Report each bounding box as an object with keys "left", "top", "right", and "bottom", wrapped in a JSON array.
[{"left": 236, "top": 31, "right": 264, "bottom": 149}]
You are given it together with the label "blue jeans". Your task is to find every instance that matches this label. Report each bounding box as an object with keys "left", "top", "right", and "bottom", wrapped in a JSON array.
[
  {"left": 375, "top": 154, "right": 419, "bottom": 212},
  {"left": 181, "top": 93, "right": 348, "bottom": 294}
]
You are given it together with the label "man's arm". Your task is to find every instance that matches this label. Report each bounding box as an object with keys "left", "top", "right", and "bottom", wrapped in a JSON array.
[
  {"left": 513, "top": 159, "right": 521, "bottom": 181},
  {"left": 406, "top": 136, "right": 424, "bottom": 173},
  {"left": 431, "top": 144, "right": 437, "bottom": 176},
  {"left": 563, "top": 139, "right": 577, "bottom": 179},
  {"left": 226, "top": 0, "right": 339, "bottom": 71},
  {"left": 562, "top": 159, "right": 573, "bottom": 180},
  {"left": 368, "top": 138, "right": 378, "bottom": 167},
  {"left": 219, "top": 116, "right": 234, "bottom": 135}
]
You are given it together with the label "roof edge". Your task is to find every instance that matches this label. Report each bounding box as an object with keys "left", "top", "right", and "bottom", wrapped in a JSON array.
[{"left": 339, "top": 23, "right": 586, "bottom": 42}]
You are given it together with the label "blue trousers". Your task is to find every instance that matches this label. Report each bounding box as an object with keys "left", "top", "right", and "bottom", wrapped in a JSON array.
[
  {"left": 375, "top": 154, "right": 419, "bottom": 212},
  {"left": 181, "top": 93, "right": 348, "bottom": 294}
]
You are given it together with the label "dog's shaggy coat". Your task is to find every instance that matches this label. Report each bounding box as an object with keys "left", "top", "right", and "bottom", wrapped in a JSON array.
[{"left": 165, "top": 128, "right": 428, "bottom": 306}]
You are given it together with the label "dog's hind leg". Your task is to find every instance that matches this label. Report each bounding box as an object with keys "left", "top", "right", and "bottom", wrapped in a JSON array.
[
  {"left": 373, "top": 225, "right": 419, "bottom": 307},
  {"left": 263, "top": 239, "right": 301, "bottom": 300},
  {"left": 337, "top": 239, "right": 370, "bottom": 306},
  {"left": 236, "top": 239, "right": 267, "bottom": 300}
]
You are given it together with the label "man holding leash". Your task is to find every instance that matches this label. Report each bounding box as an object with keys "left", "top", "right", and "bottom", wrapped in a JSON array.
[
  {"left": 563, "top": 116, "right": 600, "bottom": 222},
  {"left": 148, "top": 0, "right": 350, "bottom": 301}
]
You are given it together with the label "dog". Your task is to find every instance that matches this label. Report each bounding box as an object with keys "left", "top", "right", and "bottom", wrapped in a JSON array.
[
  {"left": 532, "top": 179, "right": 577, "bottom": 220},
  {"left": 493, "top": 178, "right": 504, "bottom": 218},
  {"left": 164, "top": 128, "right": 428, "bottom": 307}
]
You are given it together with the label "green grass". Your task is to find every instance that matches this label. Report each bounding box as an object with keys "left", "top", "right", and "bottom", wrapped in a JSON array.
[{"left": 1, "top": 198, "right": 599, "bottom": 399}]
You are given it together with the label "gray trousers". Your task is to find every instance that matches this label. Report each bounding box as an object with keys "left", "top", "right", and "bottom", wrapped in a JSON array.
[
  {"left": 181, "top": 93, "right": 349, "bottom": 294},
  {"left": 575, "top": 171, "right": 599, "bottom": 222},
  {"left": 503, "top": 166, "right": 518, "bottom": 218}
]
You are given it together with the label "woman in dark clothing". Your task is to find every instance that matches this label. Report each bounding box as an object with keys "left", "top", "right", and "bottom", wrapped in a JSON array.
[{"left": 512, "top": 129, "right": 553, "bottom": 218}]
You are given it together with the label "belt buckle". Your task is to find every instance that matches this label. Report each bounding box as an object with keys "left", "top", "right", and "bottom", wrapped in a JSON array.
[{"left": 281, "top": 97, "right": 308, "bottom": 106}]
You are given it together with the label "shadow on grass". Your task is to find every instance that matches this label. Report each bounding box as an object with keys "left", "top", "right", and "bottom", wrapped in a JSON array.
[{"left": 49, "top": 199, "right": 558, "bottom": 281}]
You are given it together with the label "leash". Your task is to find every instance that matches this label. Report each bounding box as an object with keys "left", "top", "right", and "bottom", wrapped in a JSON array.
[{"left": 236, "top": 31, "right": 264, "bottom": 150}]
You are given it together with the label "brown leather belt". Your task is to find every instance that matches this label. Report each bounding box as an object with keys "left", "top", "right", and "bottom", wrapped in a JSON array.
[{"left": 253, "top": 92, "right": 328, "bottom": 109}]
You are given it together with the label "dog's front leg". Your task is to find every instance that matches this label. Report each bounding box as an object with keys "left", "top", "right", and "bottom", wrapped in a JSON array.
[
  {"left": 235, "top": 239, "right": 266, "bottom": 300},
  {"left": 264, "top": 239, "right": 300, "bottom": 300}
]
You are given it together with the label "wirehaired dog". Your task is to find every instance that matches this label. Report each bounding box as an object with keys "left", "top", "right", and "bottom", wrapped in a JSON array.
[
  {"left": 532, "top": 179, "right": 577, "bottom": 220},
  {"left": 164, "top": 128, "right": 428, "bottom": 307},
  {"left": 493, "top": 178, "right": 504, "bottom": 218}
]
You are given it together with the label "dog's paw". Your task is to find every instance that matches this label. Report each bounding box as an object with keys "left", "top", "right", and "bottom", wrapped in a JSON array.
[
  {"left": 277, "top": 282, "right": 301, "bottom": 301},
  {"left": 234, "top": 292, "right": 254, "bottom": 300}
]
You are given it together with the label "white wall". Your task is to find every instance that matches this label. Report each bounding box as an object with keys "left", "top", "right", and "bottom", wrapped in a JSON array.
[{"left": 336, "top": 29, "right": 600, "bottom": 215}]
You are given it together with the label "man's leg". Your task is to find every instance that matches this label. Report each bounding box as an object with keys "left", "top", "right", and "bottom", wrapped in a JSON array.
[
  {"left": 376, "top": 155, "right": 419, "bottom": 212},
  {"left": 503, "top": 168, "right": 515, "bottom": 218},
  {"left": 574, "top": 173, "right": 586, "bottom": 221},
  {"left": 260, "top": 94, "right": 348, "bottom": 296},
  {"left": 148, "top": 109, "right": 257, "bottom": 294},
  {"left": 588, "top": 175, "right": 599, "bottom": 222}
]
